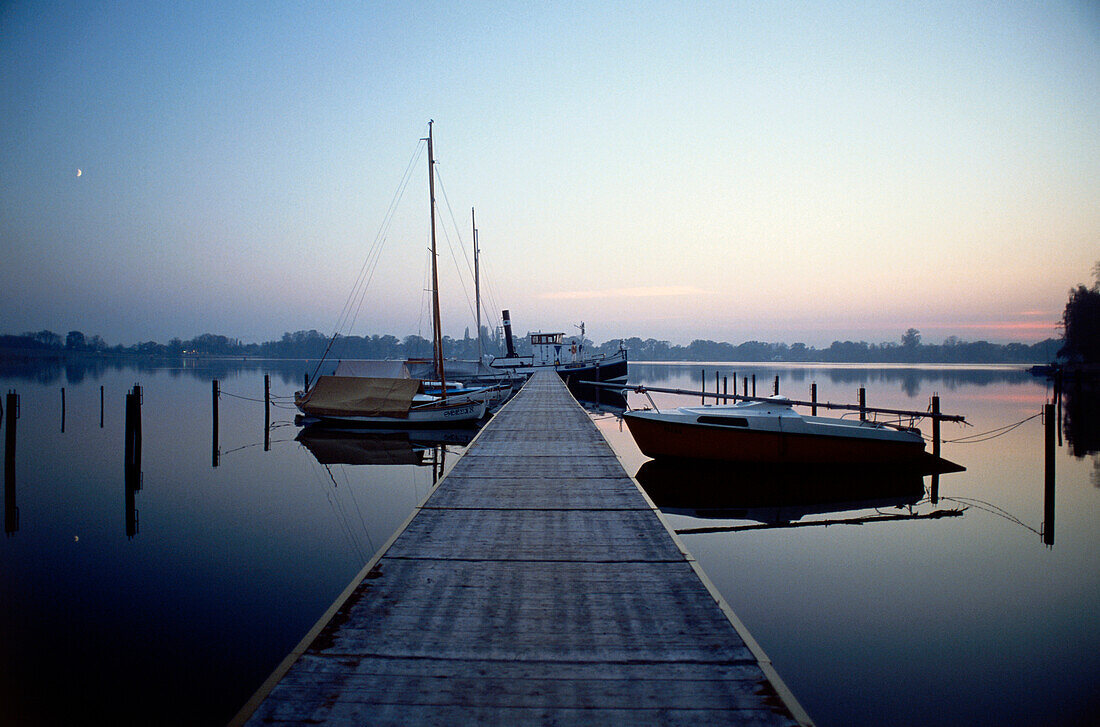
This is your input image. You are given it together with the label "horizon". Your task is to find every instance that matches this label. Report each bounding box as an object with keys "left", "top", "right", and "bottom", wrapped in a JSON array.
[
  {"left": 1, "top": 323, "right": 1062, "bottom": 351},
  {"left": 3, "top": 2, "right": 1096, "bottom": 349}
]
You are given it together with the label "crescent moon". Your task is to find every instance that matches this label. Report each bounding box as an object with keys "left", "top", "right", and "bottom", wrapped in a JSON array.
[{"left": 76, "top": 168, "right": 82, "bottom": 177}]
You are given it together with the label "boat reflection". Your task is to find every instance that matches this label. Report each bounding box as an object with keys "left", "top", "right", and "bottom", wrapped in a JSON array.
[
  {"left": 635, "top": 459, "right": 963, "bottom": 529},
  {"left": 296, "top": 426, "right": 477, "bottom": 467}
]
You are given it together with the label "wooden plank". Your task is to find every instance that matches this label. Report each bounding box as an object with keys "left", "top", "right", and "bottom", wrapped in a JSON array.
[
  {"left": 236, "top": 370, "right": 812, "bottom": 727},
  {"left": 384, "top": 508, "right": 685, "bottom": 561},
  {"left": 259, "top": 702, "right": 797, "bottom": 727},
  {"left": 426, "top": 475, "right": 646, "bottom": 509}
]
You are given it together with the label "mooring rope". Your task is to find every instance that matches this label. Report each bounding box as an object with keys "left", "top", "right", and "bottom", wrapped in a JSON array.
[{"left": 941, "top": 411, "right": 1043, "bottom": 444}]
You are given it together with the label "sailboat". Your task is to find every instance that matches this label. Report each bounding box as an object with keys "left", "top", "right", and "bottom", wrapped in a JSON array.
[{"left": 294, "top": 122, "right": 488, "bottom": 427}]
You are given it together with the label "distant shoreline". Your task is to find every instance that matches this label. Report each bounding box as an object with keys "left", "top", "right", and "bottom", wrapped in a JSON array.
[{"left": 0, "top": 346, "right": 1062, "bottom": 368}]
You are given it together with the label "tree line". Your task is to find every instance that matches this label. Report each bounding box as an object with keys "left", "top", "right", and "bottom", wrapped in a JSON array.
[{"left": 0, "top": 325, "right": 1062, "bottom": 364}]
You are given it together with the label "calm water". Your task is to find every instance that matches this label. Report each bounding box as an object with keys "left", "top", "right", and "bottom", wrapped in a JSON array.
[{"left": 1, "top": 359, "right": 1097, "bottom": 726}]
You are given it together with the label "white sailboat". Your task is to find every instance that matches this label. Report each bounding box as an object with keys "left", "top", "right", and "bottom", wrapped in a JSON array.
[{"left": 295, "top": 122, "right": 487, "bottom": 427}]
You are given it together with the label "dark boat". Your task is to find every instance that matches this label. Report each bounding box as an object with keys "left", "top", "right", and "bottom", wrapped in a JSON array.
[{"left": 624, "top": 395, "right": 945, "bottom": 465}]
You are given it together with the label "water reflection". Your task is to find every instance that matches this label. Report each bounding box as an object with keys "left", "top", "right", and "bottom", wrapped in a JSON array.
[
  {"left": 0, "top": 355, "right": 320, "bottom": 389},
  {"left": 4, "top": 391, "right": 17, "bottom": 535},
  {"left": 124, "top": 385, "right": 142, "bottom": 538},
  {"left": 630, "top": 362, "right": 1032, "bottom": 393},
  {"left": 296, "top": 427, "right": 475, "bottom": 467},
  {"left": 1061, "top": 373, "right": 1100, "bottom": 459},
  {"left": 566, "top": 381, "right": 627, "bottom": 415},
  {"left": 635, "top": 459, "right": 964, "bottom": 532}
]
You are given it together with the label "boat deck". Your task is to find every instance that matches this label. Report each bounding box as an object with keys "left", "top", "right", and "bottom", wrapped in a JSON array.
[{"left": 234, "top": 370, "right": 812, "bottom": 725}]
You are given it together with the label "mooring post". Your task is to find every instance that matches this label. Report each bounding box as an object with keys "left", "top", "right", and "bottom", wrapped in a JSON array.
[
  {"left": 931, "top": 395, "right": 941, "bottom": 461},
  {"left": 811, "top": 383, "right": 817, "bottom": 416},
  {"left": 100, "top": 385, "right": 105, "bottom": 428},
  {"left": 124, "top": 390, "right": 134, "bottom": 474},
  {"left": 1043, "top": 403, "right": 1055, "bottom": 546},
  {"left": 212, "top": 379, "right": 220, "bottom": 468},
  {"left": 773, "top": 375, "right": 779, "bottom": 396},
  {"left": 715, "top": 371, "right": 720, "bottom": 403},
  {"left": 61, "top": 387, "right": 66, "bottom": 433},
  {"left": 858, "top": 387, "right": 867, "bottom": 421},
  {"left": 722, "top": 376, "right": 727, "bottom": 402},
  {"left": 264, "top": 374, "right": 271, "bottom": 452},
  {"left": 751, "top": 374, "right": 756, "bottom": 397},
  {"left": 700, "top": 369, "right": 705, "bottom": 405},
  {"left": 742, "top": 377, "right": 748, "bottom": 397}
]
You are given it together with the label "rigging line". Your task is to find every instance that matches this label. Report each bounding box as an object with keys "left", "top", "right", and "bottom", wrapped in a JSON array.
[
  {"left": 434, "top": 168, "right": 476, "bottom": 278},
  {"left": 413, "top": 246, "right": 431, "bottom": 359},
  {"left": 938, "top": 495, "right": 1041, "bottom": 536},
  {"left": 318, "top": 463, "right": 367, "bottom": 562},
  {"left": 311, "top": 140, "right": 425, "bottom": 381},
  {"left": 344, "top": 139, "right": 426, "bottom": 343},
  {"left": 339, "top": 467, "right": 376, "bottom": 557},
  {"left": 436, "top": 213, "right": 479, "bottom": 326},
  {"left": 433, "top": 170, "right": 479, "bottom": 327},
  {"left": 341, "top": 141, "right": 424, "bottom": 333}
]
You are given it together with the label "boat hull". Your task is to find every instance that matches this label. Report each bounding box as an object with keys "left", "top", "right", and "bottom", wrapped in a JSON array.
[
  {"left": 297, "top": 400, "right": 486, "bottom": 428},
  {"left": 624, "top": 411, "right": 927, "bottom": 464},
  {"left": 490, "top": 351, "right": 628, "bottom": 383}
]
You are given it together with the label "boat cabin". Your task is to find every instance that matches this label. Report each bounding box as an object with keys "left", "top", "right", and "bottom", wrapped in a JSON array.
[{"left": 529, "top": 332, "right": 584, "bottom": 366}]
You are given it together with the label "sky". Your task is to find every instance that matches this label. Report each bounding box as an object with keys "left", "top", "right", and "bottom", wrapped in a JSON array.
[{"left": 2, "top": 1, "right": 1097, "bottom": 348}]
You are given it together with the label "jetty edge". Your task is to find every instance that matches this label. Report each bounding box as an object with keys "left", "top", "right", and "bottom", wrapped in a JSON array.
[{"left": 231, "top": 370, "right": 813, "bottom": 726}]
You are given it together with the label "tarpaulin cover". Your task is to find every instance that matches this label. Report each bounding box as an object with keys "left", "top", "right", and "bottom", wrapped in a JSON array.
[{"left": 297, "top": 376, "right": 421, "bottom": 418}]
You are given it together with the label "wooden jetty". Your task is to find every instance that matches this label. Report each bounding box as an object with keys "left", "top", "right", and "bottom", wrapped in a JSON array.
[{"left": 233, "top": 370, "right": 813, "bottom": 726}]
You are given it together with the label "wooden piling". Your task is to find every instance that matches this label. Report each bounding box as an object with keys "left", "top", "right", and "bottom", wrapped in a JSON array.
[
  {"left": 773, "top": 375, "right": 779, "bottom": 396},
  {"left": 931, "top": 395, "right": 941, "bottom": 461},
  {"left": 743, "top": 377, "right": 748, "bottom": 397},
  {"left": 100, "top": 385, "right": 104, "bottom": 428},
  {"left": 858, "top": 387, "right": 867, "bottom": 421},
  {"left": 722, "top": 376, "right": 727, "bottom": 402},
  {"left": 61, "top": 387, "right": 66, "bottom": 433},
  {"left": 700, "top": 369, "right": 705, "bottom": 405},
  {"left": 751, "top": 374, "right": 756, "bottom": 397},
  {"left": 715, "top": 371, "right": 719, "bottom": 404},
  {"left": 811, "top": 383, "right": 817, "bottom": 416},
  {"left": 1043, "top": 403, "right": 1055, "bottom": 546}
]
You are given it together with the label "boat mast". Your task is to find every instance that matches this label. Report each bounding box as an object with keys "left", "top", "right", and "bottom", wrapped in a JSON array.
[
  {"left": 426, "top": 121, "right": 446, "bottom": 397},
  {"left": 473, "top": 207, "right": 482, "bottom": 364}
]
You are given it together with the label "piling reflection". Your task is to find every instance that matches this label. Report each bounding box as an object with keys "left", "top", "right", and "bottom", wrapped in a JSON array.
[
  {"left": 635, "top": 459, "right": 963, "bottom": 531},
  {"left": 124, "top": 385, "right": 142, "bottom": 538},
  {"left": 4, "top": 394, "right": 17, "bottom": 536}
]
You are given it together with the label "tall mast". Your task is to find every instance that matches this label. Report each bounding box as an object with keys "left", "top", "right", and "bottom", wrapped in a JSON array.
[
  {"left": 426, "top": 121, "right": 446, "bottom": 397},
  {"left": 473, "top": 207, "right": 482, "bottom": 363}
]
